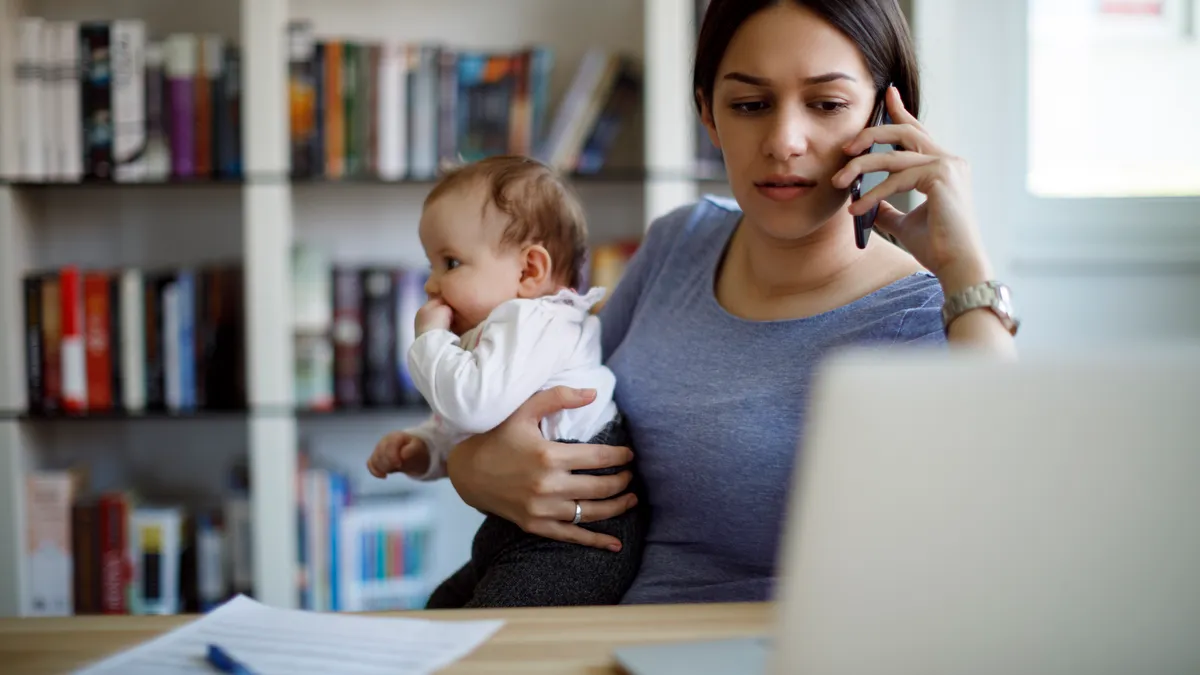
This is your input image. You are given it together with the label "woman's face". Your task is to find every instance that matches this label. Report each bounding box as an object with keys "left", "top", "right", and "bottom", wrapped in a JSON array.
[{"left": 702, "top": 2, "right": 878, "bottom": 242}]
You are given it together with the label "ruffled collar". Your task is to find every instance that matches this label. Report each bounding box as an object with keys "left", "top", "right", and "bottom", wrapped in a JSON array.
[{"left": 539, "top": 286, "right": 607, "bottom": 313}]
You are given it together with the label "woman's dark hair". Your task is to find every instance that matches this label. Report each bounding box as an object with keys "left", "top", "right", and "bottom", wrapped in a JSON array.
[{"left": 693, "top": 0, "right": 920, "bottom": 119}]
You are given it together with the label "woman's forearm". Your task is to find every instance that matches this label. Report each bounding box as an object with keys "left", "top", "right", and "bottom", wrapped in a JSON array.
[{"left": 938, "top": 261, "right": 1018, "bottom": 359}]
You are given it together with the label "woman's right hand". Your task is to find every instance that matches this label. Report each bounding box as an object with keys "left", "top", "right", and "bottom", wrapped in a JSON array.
[{"left": 446, "top": 387, "right": 638, "bottom": 551}]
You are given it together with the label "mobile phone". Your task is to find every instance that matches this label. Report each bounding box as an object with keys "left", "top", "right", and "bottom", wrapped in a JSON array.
[{"left": 850, "top": 91, "right": 894, "bottom": 249}]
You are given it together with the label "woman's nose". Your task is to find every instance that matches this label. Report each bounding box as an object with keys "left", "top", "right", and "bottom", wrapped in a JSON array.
[{"left": 763, "top": 106, "right": 809, "bottom": 161}]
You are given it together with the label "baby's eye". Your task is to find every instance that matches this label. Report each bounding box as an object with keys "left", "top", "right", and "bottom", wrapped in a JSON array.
[{"left": 445, "top": 258, "right": 461, "bottom": 271}]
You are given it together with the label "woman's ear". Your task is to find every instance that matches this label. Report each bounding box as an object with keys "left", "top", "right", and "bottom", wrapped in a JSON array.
[
  {"left": 518, "top": 244, "right": 553, "bottom": 297},
  {"left": 696, "top": 89, "right": 721, "bottom": 150}
]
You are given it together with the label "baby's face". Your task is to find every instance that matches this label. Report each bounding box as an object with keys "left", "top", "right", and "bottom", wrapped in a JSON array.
[{"left": 418, "top": 181, "right": 525, "bottom": 335}]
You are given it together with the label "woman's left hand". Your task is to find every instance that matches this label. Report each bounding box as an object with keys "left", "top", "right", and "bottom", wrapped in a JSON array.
[{"left": 831, "top": 85, "right": 992, "bottom": 291}]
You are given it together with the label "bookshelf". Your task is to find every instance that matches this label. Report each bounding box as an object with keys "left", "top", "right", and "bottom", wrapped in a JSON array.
[{"left": 0, "top": 0, "right": 703, "bottom": 617}]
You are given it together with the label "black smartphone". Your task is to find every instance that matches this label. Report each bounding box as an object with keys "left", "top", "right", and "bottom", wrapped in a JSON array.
[{"left": 849, "top": 90, "right": 893, "bottom": 249}]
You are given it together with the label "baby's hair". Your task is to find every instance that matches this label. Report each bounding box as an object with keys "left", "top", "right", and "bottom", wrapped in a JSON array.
[{"left": 425, "top": 155, "right": 589, "bottom": 289}]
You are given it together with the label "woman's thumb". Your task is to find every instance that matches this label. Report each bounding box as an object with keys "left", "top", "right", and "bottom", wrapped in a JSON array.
[
  {"left": 522, "top": 386, "right": 596, "bottom": 420},
  {"left": 873, "top": 200, "right": 905, "bottom": 235}
]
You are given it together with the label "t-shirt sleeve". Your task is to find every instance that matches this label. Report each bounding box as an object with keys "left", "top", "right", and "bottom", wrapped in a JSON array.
[
  {"left": 597, "top": 203, "right": 692, "bottom": 361},
  {"left": 894, "top": 284, "right": 948, "bottom": 346}
]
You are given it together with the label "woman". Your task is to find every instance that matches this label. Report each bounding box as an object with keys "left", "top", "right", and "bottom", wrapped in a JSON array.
[{"left": 383, "top": 0, "right": 1018, "bottom": 604}]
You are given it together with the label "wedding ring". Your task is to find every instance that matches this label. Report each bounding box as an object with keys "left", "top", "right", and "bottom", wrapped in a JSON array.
[{"left": 572, "top": 501, "right": 582, "bottom": 525}]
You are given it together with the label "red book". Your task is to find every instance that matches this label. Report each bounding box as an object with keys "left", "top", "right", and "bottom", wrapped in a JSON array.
[
  {"left": 84, "top": 272, "right": 113, "bottom": 411},
  {"left": 59, "top": 266, "right": 87, "bottom": 413},
  {"left": 40, "top": 275, "right": 63, "bottom": 411},
  {"left": 98, "top": 492, "right": 131, "bottom": 614}
]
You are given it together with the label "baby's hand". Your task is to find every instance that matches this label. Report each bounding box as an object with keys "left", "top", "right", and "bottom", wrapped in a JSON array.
[
  {"left": 367, "top": 432, "right": 431, "bottom": 479},
  {"left": 415, "top": 298, "right": 453, "bottom": 335}
]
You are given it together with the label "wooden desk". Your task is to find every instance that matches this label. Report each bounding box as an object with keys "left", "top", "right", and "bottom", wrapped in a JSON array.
[{"left": 0, "top": 603, "right": 770, "bottom": 674}]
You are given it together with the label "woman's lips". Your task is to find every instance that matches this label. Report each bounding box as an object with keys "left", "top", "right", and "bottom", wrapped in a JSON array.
[{"left": 754, "top": 175, "right": 818, "bottom": 202}]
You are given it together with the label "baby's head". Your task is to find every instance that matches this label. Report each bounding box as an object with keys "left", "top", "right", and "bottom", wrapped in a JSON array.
[{"left": 418, "top": 155, "right": 589, "bottom": 336}]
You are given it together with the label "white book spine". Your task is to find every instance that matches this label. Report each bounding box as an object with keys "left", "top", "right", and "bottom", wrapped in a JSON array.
[
  {"left": 128, "top": 508, "right": 183, "bottom": 615},
  {"left": 378, "top": 42, "right": 406, "bottom": 181},
  {"left": 412, "top": 47, "right": 437, "bottom": 179},
  {"left": 112, "top": 20, "right": 147, "bottom": 182},
  {"left": 201, "top": 34, "right": 224, "bottom": 82},
  {"left": 0, "top": 11, "right": 19, "bottom": 178},
  {"left": 40, "top": 21, "right": 59, "bottom": 181},
  {"left": 120, "top": 269, "right": 146, "bottom": 411},
  {"left": 162, "top": 282, "right": 180, "bottom": 410},
  {"left": 58, "top": 21, "right": 82, "bottom": 182},
  {"left": 196, "top": 519, "right": 225, "bottom": 608},
  {"left": 17, "top": 18, "right": 45, "bottom": 181},
  {"left": 24, "top": 472, "right": 74, "bottom": 617}
]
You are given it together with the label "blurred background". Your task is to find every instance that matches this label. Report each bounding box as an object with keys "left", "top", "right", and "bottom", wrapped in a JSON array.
[{"left": 0, "top": 0, "right": 1196, "bottom": 618}]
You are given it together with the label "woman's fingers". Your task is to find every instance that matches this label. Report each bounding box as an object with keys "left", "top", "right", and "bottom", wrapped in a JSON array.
[
  {"left": 871, "top": 200, "right": 908, "bottom": 235},
  {"left": 576, "top": 493, "right": 638, "bottom": 523},
  {"left": 517, "top": 386, "right": 598, "bottom": 423},
  {"left": 832, "top": 150, "right": 936, "bottom": 190},
  {"left": 849, "top": 164, "right": 933, "bottom": 216},
  {"left": 844, "top": 122, "right": 936, "bottom": 157},
  {"left": 559, "top": 471, "right": 634, "bottom": 500},
  {"left": 555, "top": 441, "right": 633, "bottom": 472},
  {"left": 532, "top": 520, "right": 624, "bottom": 552},
  {"left": 884, "top": 84, "right": 922, "bottom": 130}
]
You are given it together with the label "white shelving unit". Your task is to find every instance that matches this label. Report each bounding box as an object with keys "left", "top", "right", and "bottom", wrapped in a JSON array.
[{"left": 0, "top": 0, "right": 702, "bottom": 617}]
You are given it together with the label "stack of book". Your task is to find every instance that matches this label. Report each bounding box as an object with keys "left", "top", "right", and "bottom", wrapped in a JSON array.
[
  {"left": 22, "top": 264, "right": 246, "bottom": 416},
  {"left": 292, "top": 245, "right": 430, "bottom": 412},
  {"left": 23, "top": 456, "right": 435, "bottom": 617},
  {"left": 287, "top": 21, "right": 641, "bottom": 181},
  {"left": 7, "top": 17, "right": 242, "bottom": 183},
  {"left": 297, "top": 454, "right": 435, "bottom": 612}
]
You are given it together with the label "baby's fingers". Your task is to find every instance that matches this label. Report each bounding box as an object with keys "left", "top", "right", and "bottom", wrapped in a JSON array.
[{"left": 367, "top": 439, "right": 404, "bottom": 478}]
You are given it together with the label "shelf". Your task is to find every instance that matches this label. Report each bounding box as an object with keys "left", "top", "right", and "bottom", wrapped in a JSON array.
[
  {"left": 2, "top": 404, "right": 429, "bottom": 422},
  {"left": 295, "top": 404, "right": 429, "bottom": 419},
  {"left": 1, "top": 177, "right": 248, "bottom": 189},
  {"left": 0, "top": 168, "right": 721, "bottom": 189}
]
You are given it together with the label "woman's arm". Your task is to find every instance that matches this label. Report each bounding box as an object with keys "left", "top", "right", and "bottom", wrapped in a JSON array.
[
  {"left": 938, "top": 260, "right": 1018, "bottom": 357},
  {"left": 834, "top": 85, "right": 1018, "bottom": 358}
]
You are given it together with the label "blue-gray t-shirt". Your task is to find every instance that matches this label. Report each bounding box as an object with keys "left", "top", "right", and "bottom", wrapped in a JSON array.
[{"left": 599, "top": 195, "right": 946, "bottom": 605}]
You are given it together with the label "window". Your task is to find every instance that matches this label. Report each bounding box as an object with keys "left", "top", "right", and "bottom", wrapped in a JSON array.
[{"left": 1027, "top": 0, "right": 1200, "bottom": 197}]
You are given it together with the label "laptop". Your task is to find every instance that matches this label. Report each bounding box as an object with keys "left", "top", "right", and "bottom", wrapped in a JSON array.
[{"left": 615, "top": 346, "right": 1200, "bottom": 675}]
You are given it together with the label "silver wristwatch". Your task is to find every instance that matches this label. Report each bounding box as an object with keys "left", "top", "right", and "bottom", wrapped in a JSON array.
[{"left": 941, "top": 280, "right": 1019, "bottom": 336}]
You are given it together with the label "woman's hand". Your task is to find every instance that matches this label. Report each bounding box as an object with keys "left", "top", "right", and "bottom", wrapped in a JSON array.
[
  {"left": 832, "top": 85, "right": 993, "bottom": 293},
  {"left": 446, "top": 386, "right": 638, "bottom": 551}
]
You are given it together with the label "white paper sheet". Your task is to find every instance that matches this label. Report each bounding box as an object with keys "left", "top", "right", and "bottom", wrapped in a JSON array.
[{"left": 73, "top": 595, "right": 505, "bottom": 675}]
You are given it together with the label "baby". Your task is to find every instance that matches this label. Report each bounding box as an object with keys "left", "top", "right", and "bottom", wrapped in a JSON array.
[{"left": 366, "top": 155, "right": 646, "bottom": 608}]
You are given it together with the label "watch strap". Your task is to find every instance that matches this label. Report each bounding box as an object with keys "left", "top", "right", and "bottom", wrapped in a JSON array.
[{"left": 941, "top": 280, "right": 1019, "bottom": 336}]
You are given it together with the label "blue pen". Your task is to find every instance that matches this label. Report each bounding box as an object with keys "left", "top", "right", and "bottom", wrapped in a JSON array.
[{"left": 206, "top": 643, "right": 258, "bottom": 675}]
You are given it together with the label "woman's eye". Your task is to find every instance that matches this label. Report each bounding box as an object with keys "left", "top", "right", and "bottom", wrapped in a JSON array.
[
  {"left": 731, "top": 100, "right": 769, "bottom": 114},
  {"left": 446, "top": 258, "right": 460, "bottom": 270},
  {"left": 811, "top": 101, "right": 850, "bottom": 114}
]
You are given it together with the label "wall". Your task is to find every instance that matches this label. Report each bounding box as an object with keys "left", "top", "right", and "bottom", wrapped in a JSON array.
[{"left": 911, "top": 0, "right": 1200, "bottom": 350}]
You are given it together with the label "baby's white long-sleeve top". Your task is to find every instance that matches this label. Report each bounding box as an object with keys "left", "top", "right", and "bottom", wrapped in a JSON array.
[{"left": 404, "top": 286, "right": 619, "bottom": 481}]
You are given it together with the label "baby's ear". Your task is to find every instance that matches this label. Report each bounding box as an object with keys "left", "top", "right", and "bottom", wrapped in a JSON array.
[{"left": 518, "top": 244, "right": 553, "bottom": 296}]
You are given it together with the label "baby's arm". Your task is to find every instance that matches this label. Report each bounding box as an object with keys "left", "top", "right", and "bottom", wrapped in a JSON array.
[
  {"left": 404, "top": 415, "right": 455, "bottom": 481},
  {"left": 407, "top": 300, "right": 571, "bottom": 435},
  {"left": 367, "top": 415, "right": 456, "bottom": 481}
]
